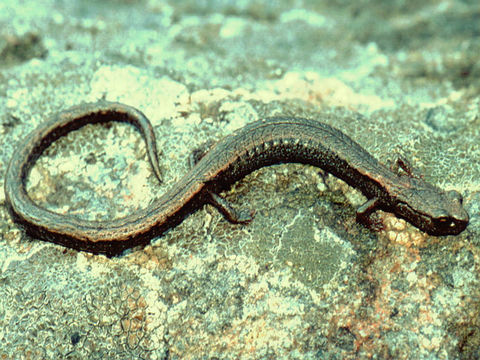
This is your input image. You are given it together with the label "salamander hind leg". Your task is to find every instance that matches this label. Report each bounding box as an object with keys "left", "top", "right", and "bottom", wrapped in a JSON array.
[
  {"left": 189, "top": 139, "right": 218, "bottom": 168},
  {"left": 207, "top": 192, "right": 255, "bottom": 224},
  {"left": 189, "top": 141, "right": 254, "bottom": 223}
]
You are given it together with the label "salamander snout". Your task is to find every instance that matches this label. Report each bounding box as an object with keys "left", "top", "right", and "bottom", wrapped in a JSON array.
[
  {"left": 431, "top": 189, "right": 469, "bottom": 235},
  {"left": 394, "top": 177, "right": 469, "bottom": 236}
]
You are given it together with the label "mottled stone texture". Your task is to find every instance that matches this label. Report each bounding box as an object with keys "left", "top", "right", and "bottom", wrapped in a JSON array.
[{"left": 0, "top": 0, "right": 478, "bottom": 359}]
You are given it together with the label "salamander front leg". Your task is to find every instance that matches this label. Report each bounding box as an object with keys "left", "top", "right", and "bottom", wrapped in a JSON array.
[
  {"left": 356, "top": 197, "right": 384, "bottom": 231},
  {"left": 391, "top": 157, "right": 423, "bottom": 179},
  {"left": 207, "top": 192, "right": 255, "bottom": 224}
]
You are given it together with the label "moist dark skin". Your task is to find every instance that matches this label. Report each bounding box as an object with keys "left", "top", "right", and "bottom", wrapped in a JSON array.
[{"left": 4, "top": 101, "right": 469, "bottom": 256}]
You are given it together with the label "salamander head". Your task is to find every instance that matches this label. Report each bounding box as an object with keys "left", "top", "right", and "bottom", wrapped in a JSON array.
[{"left": 391, "top": 177, "right": 469, "bottom": 235}]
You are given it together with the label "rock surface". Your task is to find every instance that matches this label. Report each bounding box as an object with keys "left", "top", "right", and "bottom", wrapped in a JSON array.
[{"left": 0, "top": 1, "right": 479, "bottom": 359}]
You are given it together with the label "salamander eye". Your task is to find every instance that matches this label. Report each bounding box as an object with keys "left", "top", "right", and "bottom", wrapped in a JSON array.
[{"left": 446, "top": 190, "right": 463, "bottom": 204}]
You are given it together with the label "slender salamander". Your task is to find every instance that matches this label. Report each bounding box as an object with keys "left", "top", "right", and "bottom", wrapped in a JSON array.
[{"left": 4, "top": 101, "right": 469, "bottom": 256}]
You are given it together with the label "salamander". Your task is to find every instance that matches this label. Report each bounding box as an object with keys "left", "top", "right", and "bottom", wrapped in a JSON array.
[{"left": 4, "top": 101, "right": 469, "bottom": 256}]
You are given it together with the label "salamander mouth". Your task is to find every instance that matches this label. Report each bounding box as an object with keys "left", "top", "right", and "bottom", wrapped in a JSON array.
[
  {"left": 396, "top": 202, "right": 468, "bottom": 236},
  {"left": 416, "top": 215, "right": 468, "bottom": 236},
  {"left": 432, "top": 217, "right": 468, "bottom": 235}
]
